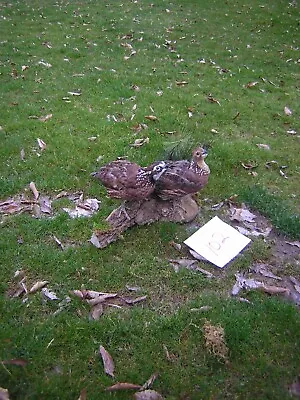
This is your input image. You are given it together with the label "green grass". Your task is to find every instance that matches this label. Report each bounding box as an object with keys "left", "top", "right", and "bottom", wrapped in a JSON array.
[{"left": 0, "top": 0, "right": 299, "bottom": 399}]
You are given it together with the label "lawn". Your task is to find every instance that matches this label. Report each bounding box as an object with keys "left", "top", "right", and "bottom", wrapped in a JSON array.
[{"left": 0, "top": 0, "right": 299, "bottom": 399}]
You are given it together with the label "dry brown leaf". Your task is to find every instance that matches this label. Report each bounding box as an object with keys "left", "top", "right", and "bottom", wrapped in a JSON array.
[
  {"left": 131, "top": 84, "right": 140, "bottom": 91},
  {"left": 99, "top": 345, "right": 115, "bottom": 378},
  {"left": 207, "top": 95, "right": 220, "bottom": 105},
  {"left": 230, "top": 206, "right": 256, "bottom": 223},
  {"left": 141, "top": 373, "right": 158, "bottom": 390},
  {"left": 77, "top": 388, "right": 87, "bottom": 400},
  {"left": 284, "top": 106, "right": 292, "bottom": 116},
  {"left": 29, "top": 182, "right": 39, "bottom": 200},
  {"left": 0, "top": 199, "right": 22, "bottom": 214},
  {"left": 0, "top": 388, "right": 10, "bottom": 400},
  {"left": 106, "top": 383, "right": 142, "bottom": 392},
  {"left": 68, "top": 91, "right": 81, "bottom": 96},
  {"left": 89, "top": 303, "right": 104, "bottom": 320},
  {"left": 260, "top": 285, "right": 290, "bottom": 295},
  {"left": 241, "top": 162, "right": 258, "bottom": 170},
  {"left": 38, "top": 114, "right": 52, "bottom": 122},
  {"left": 20, "top": 148, "right": 25, "bottom": 161},
  {"left": 41, "top": 287, "right": 59, "bottom": 300},
  {"left": 251, "top": 264, "right": 282, "bottom": 280},
  {"left": 124, "top": 295, "right": 147, "bottom": 305},
  {"left": 39, "top": 196, "right": 52, "bottom": 214},
  {"left": 1, "top": 359, "right": 28, "bottom": 367},
  {"left": 169, "top": 241, "right": 182, "bottom": 251},
  {"left": 37, "top": 138, "right": 46, "bottom": 151},
  {"left": 134, "top": 390, "right": 164, "bottom": 400},
  {"left": 256, "top": 143, "right": 270, "bottom": 150},
  {"left": 29, "top": 281, "right": 48, "bottom": 294},
  {"left": 144, "top": 115, "right": 158, "bottom": 121},
  {"left": 71, "top": 290, "right": 85, "bottom": 299},
  {"left": 6, "top": 282, "right": 26, "bottom": 298},
  {"left": 53, "top": 235, "right": 64, "bottom": 250},
  {"left": 129, "top": 138, "right": 150, "bottom": 147},
  {"left": 87, "top": 293, "right": 118, "bottom": 306},
  {"left": 244, "top": 81, "right": 259, "bottom": 88},
  {"left": 176, "top": 80, "right": 188, "bottom": 86}
]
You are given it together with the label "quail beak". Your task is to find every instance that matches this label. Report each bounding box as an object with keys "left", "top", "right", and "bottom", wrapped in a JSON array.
[
  {"left": 202, "top": 149, "right": 208, "bottom": 158},
  {"left": 90, "top": 171, "right": 97, "bottom": 177}
]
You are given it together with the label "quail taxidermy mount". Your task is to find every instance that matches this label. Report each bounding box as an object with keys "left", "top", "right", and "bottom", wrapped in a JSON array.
[{"left": 90, "top": 146, "right": 210, "bottom": 248}]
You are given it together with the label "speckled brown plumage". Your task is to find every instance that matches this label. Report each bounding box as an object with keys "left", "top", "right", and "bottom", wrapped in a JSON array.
[
  {"left": 91, "top": 160, "right": 166, "bottom": 200},
  {"left": 153, "top": 146, "right": 210, "bottom": 200}
]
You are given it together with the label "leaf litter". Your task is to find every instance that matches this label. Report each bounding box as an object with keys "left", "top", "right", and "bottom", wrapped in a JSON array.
[
  {"left": 71, "top": 288, "right": 147, "bottom": 320},
  {"left": 0, "top": 188, "right": 100, "bottom": 220},
  {"left": 99, "top": 345, "right": 115, "bottom": 378}
]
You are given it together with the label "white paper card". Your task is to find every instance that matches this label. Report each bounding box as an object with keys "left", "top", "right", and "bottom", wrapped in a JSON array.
[{"left": 184, "top": 216, "right": 251, "bottom": 268}]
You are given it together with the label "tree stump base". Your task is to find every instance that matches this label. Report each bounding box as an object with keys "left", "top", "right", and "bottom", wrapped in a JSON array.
[{"left": 90, "top": 195, "right": 199, "bottom": 249}]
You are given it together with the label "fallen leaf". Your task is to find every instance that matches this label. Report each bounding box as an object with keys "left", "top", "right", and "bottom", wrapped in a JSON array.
[
  {"left": 68, "top": 91, "right": 81, "bottom": 96},
  {"left": 63, "top": 198, "right": 100, "bottom": 218},
  {"left": 129, "top": 138, "right": 150, "bottom": 147},
  {"left": 89, "top": 303, "right": 104, "bottom": 320},
  {"left": 21, "top": 65, "right": 29, "bottom": 72},
  {"left": 244, "top": 81, "right": 259, "bottom": 88},
  {"left": 38, "top": 60, "right": 52, "bottom": 68},
  {"left": 251, "top": 263, "right": 282, "bottom": 280},
  {"left": 141, "top": 373, "right": 158, "bottom": 390},
  {"left": 0, "top": 199, "right": 22, "bottom": 214},
  {"left": 29, "top": 281, "right": 48, "bottom": 294},
  {"left": 256, "top": 143, "right": 270, "bottom": 150},
  {"left": 284, "top": 106, "right": 292, "bottom": 116},
  {"left": 29, "top": 182, "right": 39, "bottom": 200},
  {"left": 176, "top": 81, "right": 188, "bottom": 86},
  {"left": 230, "top": 206, "right": 256, "bottom": 223},
  {"left": 287, "top": 129, "right": 297, "bottom": 135},
  {"left": 77, "top": 388, "right": 87, "bottom": 400},
  {"left": 37, "top": 138, "right": 46, "bottom": 151},
  {"left": 169, "top": 259, "right": 214, "bottom": 278},
  {"left": 53, "top": 235, "right": 64, "bottom": 250},
  {"left": 131, "top": 123, "right": 148, "bottom": 134},
  {"left": 124, "top": 295, "right": 147, "bottom": 305},
  {"left": 41, "top": 287, "right": 59, "bottom": 300},
  {"left": 188, "top": 249, "right": 206, "bottom": 261},
  {"left": 131, "top": 84, "right": 140, "bottom": 91},
  {"left": 144, "top": 115, "right": 158, "bottom": 121},
  {"left": 20, "top": 148, "right": 25, "bottom": 161},
  {"left": 134, "top": 390, "right": 164, "bottom": 400},
  {"left": 106, "top": 383, "right": 142, "bottom": 392},
  {"left": 38, "top": 114, "right": 52, "bottom": 122},
  {"left": 87, "top": 293, "right": 118, "bottom": 306},
  {"left": 279, "top": 169, "right": 288, "bottom": 179},
  {"left": 1, "top": 359, "right": 28, "bottom": 367},
  {"left": 39, "top": 196, "right": 52, "bottom": 214},
  {"left": 0, "top": 387, "right": 9, "bottom": 400},
  {"left": 207, "top": 95, "right": 220, "bottom": 105},
  {"left": 169, "top": 241, "right": 182, "bottom": 251},
  {"left": 125, "top": 285, "right": 141, "bottom": 292},
  {"left": 6, "top": 282, "right": 26, "bottom": 298},
  {"left": 99, "top": 345, "right": 115, "bottom": 378},
  {"left": 265, "top": 160, "right": 278, "bottom": 169},
  {"left": 231, "top": 273, "right": 264, "bottom": 296},
  {"left": 290, "top": 276, "right": 300, "bottom": 294},
  {"left": 241, "top": 162, "right": 258, "bottom": 170},
  {"left": 260, "top": 285, "right": 290, "bottom": 295}
]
